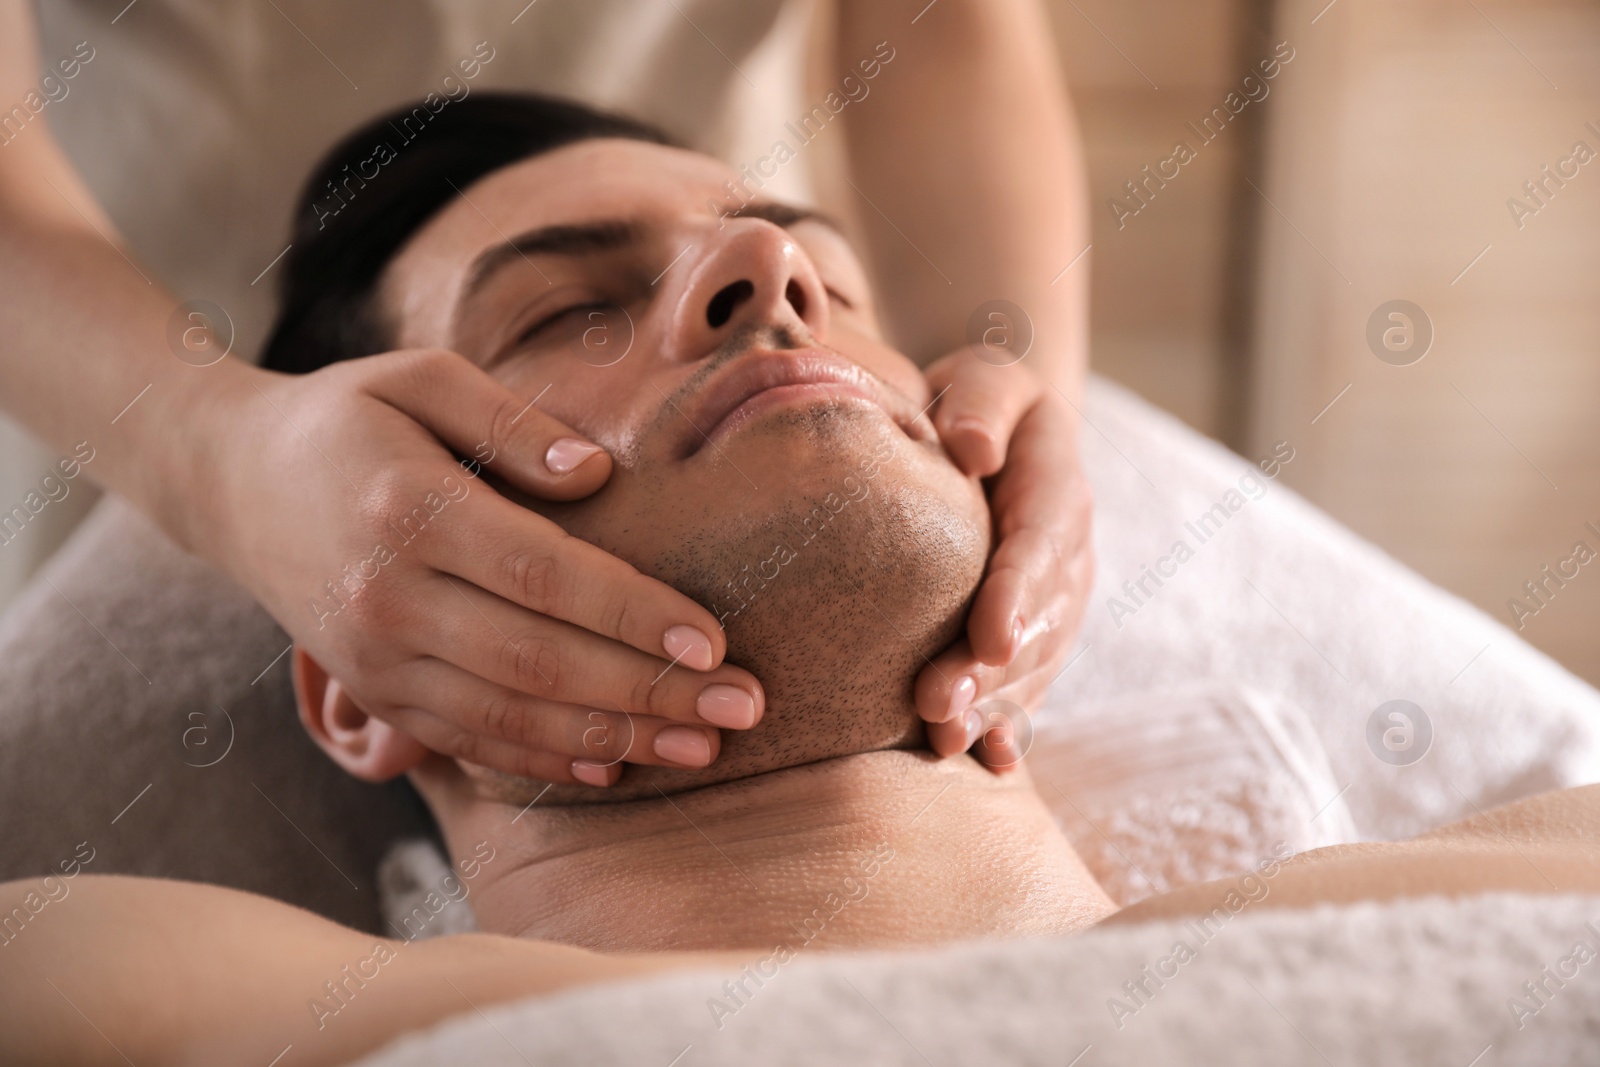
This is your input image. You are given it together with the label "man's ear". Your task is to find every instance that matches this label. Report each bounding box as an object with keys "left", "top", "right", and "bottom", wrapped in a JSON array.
[{"left": 292, "top": 648, "right": 428, "bottom": 781}]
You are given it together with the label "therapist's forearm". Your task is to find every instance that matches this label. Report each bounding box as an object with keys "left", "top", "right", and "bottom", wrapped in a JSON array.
[
  {"left": 0, "top": 192, "right": 247, "bottom": 549},
  {"left": 0, "top": 0, "right": 235, "bottom": 549},
  {"left": 835, "top": 0, "right": 1089, "bottom": 397}
]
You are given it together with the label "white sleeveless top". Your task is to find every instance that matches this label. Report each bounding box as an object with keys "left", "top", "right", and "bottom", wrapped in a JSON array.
[{"left": 35, "top": 0, "right": 801, "bottom": 358}]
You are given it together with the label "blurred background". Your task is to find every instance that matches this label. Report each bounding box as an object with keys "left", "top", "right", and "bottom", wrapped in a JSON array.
[
  {"left": 1036, "top": 0, "right": 1599, "bottom": 686},
  {"left": 1044, "top": 0, "right": 1600, "bottom": 686},
  {"left": 2, "top": 0, "right": 1597, "bottom": 686}
]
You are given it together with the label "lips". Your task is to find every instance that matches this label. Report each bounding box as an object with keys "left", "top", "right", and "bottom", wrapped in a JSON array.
[{"left": 679, "top": 349, "right": 921, "bottom": 456}]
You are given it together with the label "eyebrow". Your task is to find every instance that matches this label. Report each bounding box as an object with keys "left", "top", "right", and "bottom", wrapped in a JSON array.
[
  {"left": 725, "top": 201, "right": 843, "bottom": 232},
  {"left": 464, "top": 219, "right": 641, "bottom": 296},
  {"left": 460, "top": 200, "right": 846, "bottom": 300}
]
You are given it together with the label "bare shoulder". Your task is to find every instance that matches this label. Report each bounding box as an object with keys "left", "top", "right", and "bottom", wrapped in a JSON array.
[
  {"left": 1106, "top": 783, "right": 1600, "bottom": 927},
  {"left": 1413, "top": 781, "right": 1600, "bottom": 845}
]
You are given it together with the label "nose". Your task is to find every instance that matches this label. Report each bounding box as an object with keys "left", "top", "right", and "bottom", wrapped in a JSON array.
[{"left": 665, "top": 219, "right": 830, "bottom": 361}]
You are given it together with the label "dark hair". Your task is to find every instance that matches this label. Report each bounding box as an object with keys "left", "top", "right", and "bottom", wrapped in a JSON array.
[{"left": 259, "top": 93, "right": 672, "bottom": 374}]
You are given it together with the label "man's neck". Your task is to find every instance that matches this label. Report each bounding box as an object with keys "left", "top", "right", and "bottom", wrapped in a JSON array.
[{"left": 426, "top": 751, "right": 1114, "bottom": 952}]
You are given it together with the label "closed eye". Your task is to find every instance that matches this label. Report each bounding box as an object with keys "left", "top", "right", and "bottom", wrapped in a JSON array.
[{"left": 517, "top": 302, "right": 611, "bottom": 345}]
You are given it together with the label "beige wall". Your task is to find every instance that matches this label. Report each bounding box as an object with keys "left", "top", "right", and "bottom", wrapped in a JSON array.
[
  {"left": 1247, "top": 0, "right": 1600, "bottom": 685},
  {"left": 1047, "top": 0, "right": 1263, "bottom": 442},
  {"left": 1043, "top": 0, "right": 1599, "bottom": 687}
]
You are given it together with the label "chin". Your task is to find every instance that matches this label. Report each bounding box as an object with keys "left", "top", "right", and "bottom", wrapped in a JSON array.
[
  {"left": 689, "top": 403, "right": 987, "bottom": 638},
  {"left": 525, "top": 404, "right": 990, "bottom": 802},
  {"left": 606, "top": 414, "right": 989, "bottom": 799}
]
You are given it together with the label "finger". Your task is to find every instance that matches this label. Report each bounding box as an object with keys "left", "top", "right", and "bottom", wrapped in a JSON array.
[
  {"left": 417, "top": 574, "right": 762, "bottom": 729},
  {"left": 379, "top": 704, "right": 597, "bottom": 785},
  {"left": 914, "top": 639, "right": 980, "bottom": 723},
  {"left": 966, "top": 403, "right": 1094, "bottom": 666},
  {"left": 365, "top": 348, "right": 612, "bottom": 501},
  {"left": 925, "top": 352, "right": 1042, "bottom": 478},
  {"left": 924, "top": 682, "right": 1027, "bottom": 769},
  {"left": 919, "top": 645, "right": 1049, "bottom": 772},
  {"left": 968, "top": 515, "right": 1094, "bottom": 668},
  {"left": 927, "top": 706, "right": 986, "bottom": 759},
  {"left": 418, "top": 487, "right": 730, "bottom": 671},
  {"left": 383, "top": 660, "right": 722, "bottom": 771},
  {"left": 913, "top": 639, "right": 1015, "bottom": 723},
  {"left": 915, "top": 632, "right": 1061, "bottom": 727},
  {"left": 918, "top": 636, "right": 1054, "bottom": 713},
  {"left": 973, "top": 719, "right": 1027, "bottom": 774}
]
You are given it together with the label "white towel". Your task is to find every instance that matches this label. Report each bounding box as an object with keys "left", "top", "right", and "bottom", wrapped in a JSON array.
[
  {"left": 1052, "top": 379, "right": 1600, "bottom": 841},
  {"left": 350, "top": 891, "right": 1600, "bottom": 1067}
]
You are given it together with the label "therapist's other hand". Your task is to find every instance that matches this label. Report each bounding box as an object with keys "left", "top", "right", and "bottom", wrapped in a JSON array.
[
  {"left": 913, "top": 349, "right": 1094, "bottom": 772},
  {"left": 204, "top": 350, "right": 763, "bottom": 786}
]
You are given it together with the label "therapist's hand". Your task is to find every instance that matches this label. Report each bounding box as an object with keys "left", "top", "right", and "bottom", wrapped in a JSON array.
[
  {"left": 913, "top": 348, "right": 1094, "bottom": 771},
  {"left": 199, "top": 351, "right": 764, "bottom": 787}
]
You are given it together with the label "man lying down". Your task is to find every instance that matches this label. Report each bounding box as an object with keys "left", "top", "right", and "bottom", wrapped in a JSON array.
[{"left": 5, "top": 94, "right": 1600, "bottom": 1066}]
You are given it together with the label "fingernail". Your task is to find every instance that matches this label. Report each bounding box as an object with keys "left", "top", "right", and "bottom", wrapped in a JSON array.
[
  {"left": 964, "top": 708, "right": 984, "bottom": 749},
  {"left": 945, "top": 676, "right": 976, "bottom": 722},
  {"left": 697, "top": 684, "right": 757, "bottom": 729},
  {"left": 571, "top": 759, "right": 612, "bottom": 787},
  {"left": 662, "top": 625, "right": 716, "bottom": 671},
  {"left": 951, "top": 416, "right": 994, "bottom": 442},
  {"left": 654, "top": 726, "right": 713, "bottom": 767},
  {"left": 545, "top": 437, "right": 603, "bottom": 475}
]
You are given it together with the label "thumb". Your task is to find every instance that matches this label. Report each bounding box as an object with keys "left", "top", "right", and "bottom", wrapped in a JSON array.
[{"left": 926, "top": 350, "right": 1041, "bottom": 479}]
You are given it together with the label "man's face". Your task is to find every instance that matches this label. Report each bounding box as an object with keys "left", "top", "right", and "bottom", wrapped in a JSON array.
[{"left": 381, "top": 138, "right": 989, "bottom": 797}]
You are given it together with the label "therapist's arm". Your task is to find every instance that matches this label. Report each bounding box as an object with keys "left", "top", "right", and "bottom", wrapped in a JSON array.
[
  {"left": 0, "top": 2, "right": 757, "bottom": 784},
  {"left": 835, "top": 0, "right": 1094, "bottom": 758}
]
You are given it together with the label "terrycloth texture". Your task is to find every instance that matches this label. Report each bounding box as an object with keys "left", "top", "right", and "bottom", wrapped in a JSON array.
[
  {"left": 0, "top": 500, "right": 430, "bottom": 933},
  {"left": 1049, "top": 380, "right": 1600, "bottom": 841},
  {"left": 1030, "top": 682, "right": 1358, "bottom": 905},
  {"left": 349, "top": 892, "right": 1600, "bottom": 1067},
  {"left": 378, "top": 840, "right": 479, "bottom": 940},
  {"left": 2, "top": 379, "right": 1597, "bottom": 931}
]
